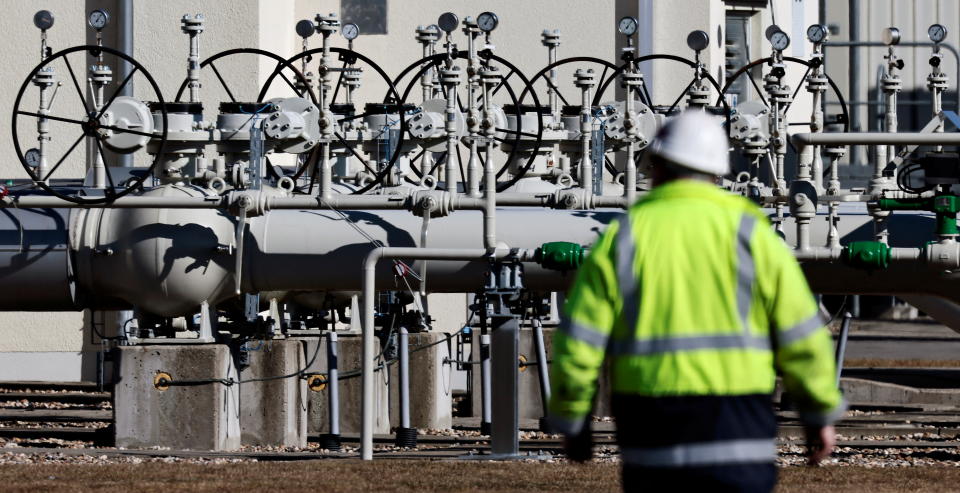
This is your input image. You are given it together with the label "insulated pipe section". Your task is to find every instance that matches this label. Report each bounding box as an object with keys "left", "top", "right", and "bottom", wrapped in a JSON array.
[
  {"left": 246, "top": 208, "right": 617, "bottom": 294},
  {"left": 0, "top": 207, "right": 74, "bottom": 310}
]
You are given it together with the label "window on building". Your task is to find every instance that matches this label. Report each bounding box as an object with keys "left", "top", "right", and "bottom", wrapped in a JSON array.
[{"left": 341, "top": 0, "right": 387, "bottom": 35}]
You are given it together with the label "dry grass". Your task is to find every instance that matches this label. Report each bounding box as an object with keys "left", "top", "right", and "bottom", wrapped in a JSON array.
[
  {"left": 842, "top": 358, "right": 960, "bottom": 368},
  {"left": 0, "top": 461, "right": 957, "bottom": 492},
  {"left": 777, "top": 466, "right": 960, "bottom": 493}
]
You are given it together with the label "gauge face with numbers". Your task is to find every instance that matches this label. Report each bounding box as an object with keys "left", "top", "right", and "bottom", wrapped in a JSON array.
[
  {"left": 342, "top": 23, "right": 359, "bottom": 40},
  {"left": 33, "top": 10, "right": 54, "bottom": 30},
  {"left": 88, "top": 9, "right": 109, "bottom": 30},
  {"left": 477, "top": 12, "right": 498, "bottom": 33},
  {"left": 438, "top": 12, "right": 459, "bottom": 33},
  {"left": 24, "top": 148, "right": 41, "bottom": 168},
  {"left": 618, "top": 16, "right": 638, "bottom": 36},
  {"left": 806, "top": 24, "right": 828, "bottom": 43},
  {"left": 770, "top": 30, "right": 790, "bottom": 51},
  {"left": 929, "top": 24, "right": 948, "bottom": 43},
  {"left": 295, "top": 19, "right": 315, "bottom": 38}
]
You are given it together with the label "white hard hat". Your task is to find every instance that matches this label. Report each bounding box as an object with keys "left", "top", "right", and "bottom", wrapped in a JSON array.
[{"left": 648, "top": 111, "right": 730, "bottom": 176}]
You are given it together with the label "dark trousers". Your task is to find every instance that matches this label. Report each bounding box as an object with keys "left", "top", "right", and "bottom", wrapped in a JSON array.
[
  {"left": 622, "top": 463, "right": 777, "bottom": 493},
  {"left": 613, "top": 393, "right": 779, "bottom": 493}
]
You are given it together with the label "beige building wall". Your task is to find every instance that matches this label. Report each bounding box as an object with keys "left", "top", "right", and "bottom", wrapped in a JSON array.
[
  {"left": 823, "top": 0, "right": 959, "bottom": 162},
  {"left": 0, "top": 0, "right": 818, "bottom": 380}
]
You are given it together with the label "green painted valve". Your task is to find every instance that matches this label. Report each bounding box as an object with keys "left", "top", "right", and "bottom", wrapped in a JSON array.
[
  {"left": 878, "top": 195, "right": 959, "bottom": 237},
  {"left": 535, "top": 242, "right": 584, "bottom": 271},
  {"left": 842, "top": 241, "right": 892, "bottom": 270}
]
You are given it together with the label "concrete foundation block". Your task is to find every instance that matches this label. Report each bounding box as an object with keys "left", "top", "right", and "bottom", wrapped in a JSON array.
[
  {"left": 239, "top": 339, "right": 308, "bottom": 447},
  {"left": 114, "top": 344, "right": 240, "bottom": 451},
  {"left": 389, "top": 331, "right": 453, "bottom": 430},
  {"left": 297, "top": 334, "right": 390, "bottom": 435},
  {"left": 471, "top": 327, "right": 612, "bottom": 421}
]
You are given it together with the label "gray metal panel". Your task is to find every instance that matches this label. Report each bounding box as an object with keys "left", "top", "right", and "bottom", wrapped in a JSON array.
[{"left": 0, "top": 207, "right": 74, "bottom": 310}]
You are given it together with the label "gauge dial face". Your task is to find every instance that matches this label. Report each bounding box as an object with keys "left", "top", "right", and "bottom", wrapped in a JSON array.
[
  {"left": 806, "top": 24, "right": 827, "bottom": 43},
  {"left": 342, "top": 22, "right": 359, "bottom": 40},
  {"left": 882, "top": 27, "right": 901, "bottom": 46},
  {"left": 24, "top": 148, "right": 41, "bottom": 168},
  {"left": 88, "top": 9, "right": 109, "bottom": 30},
  {"left": 686, "top": 30, "right": 710, "bottom": 51},
  {"left": 929, "top": 23, "right": 948, "bottom": 43},
  {"left": 295, "top": 19, "right": 315, "bottom": 38},
  {"left": 477, "top": 12, "right": 498, "bottom": 33},
  {"left": 33, "top": 10, "right": 54, "bottom": 30},
  {"left": 770, "top": 30, "right": 790, "bottom": 51},
  {"left": 618, "top": 16, "right": 638, "bottom": 36},
  {"left": 438, "top": 12, "right": 459, "bottom": 33}
]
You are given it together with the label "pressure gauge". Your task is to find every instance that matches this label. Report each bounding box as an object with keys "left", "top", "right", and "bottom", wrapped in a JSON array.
[
  {"left": 618, "top": 16, "right": 638, "bottom": 36},
  {"left": 929, "top": 23, "right": 948, "bottom": 44},
  {"left": 477, "top": 12, "right": 498, "bottom": 33},
  {"left": 88, "top": 9, "right": 109, "bottom": 31},
  {"left": 770, "top": 30, "right": 790, "bottom": 51},
  {"left": 438, "top": 12, "right": 459, "bottom": 34},
  {"left": 806, "top": 24, "right": 828, "bottom": 43},
  {"left": 24, "top": 148, "right": 41, "bottom": 168},
  {"left": 295, "top": 19, "right": 315, "bottom": 38},
  {"left": 33, "top": 10, "right": 54, "bottom": 30},
  {"left": 882, "top": 27, "right": 901, "bottom": 46},
  {"left": 764, "top": 25, "right": 782, "bottom": 41},
  {"left": 342, "top": 22, "right": 359, "bottom": 40},
  {"left": 686, "top": 30, "right": 710, "bottom": 52}
]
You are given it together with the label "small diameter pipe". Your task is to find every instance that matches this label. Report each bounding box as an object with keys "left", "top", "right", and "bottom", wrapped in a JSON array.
[
  {"left": 480, "top": 331, "right": 492, "bottom": 433},
  {"left": 398, "top": 326, "right": 410, "bottom": 429},
  {"left": 834, "top": 312, "right": 852, "bottom": 387},
  {"left": 361, "top": 247, "right": 532, "bottom": 460},
  {"left": 792, "top": 132, "right": 960, "bottom": 147},
  {"left": 532, "top": 318, "right": 551, "bottom": 421},
  {"left": 327, "top": 331, "right": 340, "bottom": 437},
  {"left": 3, "top": 190, "right": 631, "bottom": 211}
]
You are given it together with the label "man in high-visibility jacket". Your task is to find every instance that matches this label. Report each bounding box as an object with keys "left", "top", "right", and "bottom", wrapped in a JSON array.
[{"left": 549, "top": 111, "right": 846, "bottom": 492}]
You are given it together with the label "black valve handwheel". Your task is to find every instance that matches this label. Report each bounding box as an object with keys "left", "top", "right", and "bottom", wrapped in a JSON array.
[
  {"left": 720, "top": 56, "right": 850, "bottom": 134},
  {"left": 173, "top": 48, "right": 318, "bottom": 184},
  {"left": 12, "top": 45, "right": 169, "bottom": 204},
  {"left": 271, "top": 47, "right": 403, "bottom": 194},
  {"left": 389, "top": 50, "right": 544, "bottom": 193}
]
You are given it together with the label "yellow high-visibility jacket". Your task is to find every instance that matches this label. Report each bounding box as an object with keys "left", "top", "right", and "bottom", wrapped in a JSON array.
[{"left": 549, "top": 179, "right": 845, "bottom": 466}]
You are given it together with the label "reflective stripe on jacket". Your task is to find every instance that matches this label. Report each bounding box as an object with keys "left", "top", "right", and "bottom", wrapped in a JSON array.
[{"left": 548, "top": 180, "right": 846, "bottom": 457}]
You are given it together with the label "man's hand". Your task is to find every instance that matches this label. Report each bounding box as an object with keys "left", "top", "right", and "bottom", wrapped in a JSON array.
[
  {"left": 805, "top": 425, "right": 836, "bottom": 465},
  {"left": 563, "top": 426, "right": 593, "bottom": 463}
]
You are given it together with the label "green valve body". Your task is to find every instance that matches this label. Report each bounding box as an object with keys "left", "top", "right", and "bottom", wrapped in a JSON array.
[
  {"left": 843, "top": 241, "right": 892, "bottom": 270},
  {"left": 878, "top": 195, "right": 959, "bottom": 237},
  {"left": 536, "top": 241, "right": 584, "bottom": 271}
]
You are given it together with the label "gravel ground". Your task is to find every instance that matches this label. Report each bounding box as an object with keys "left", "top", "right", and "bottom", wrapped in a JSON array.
[{"left": 0, "top": 460, "right": 954, "bottom": 492}]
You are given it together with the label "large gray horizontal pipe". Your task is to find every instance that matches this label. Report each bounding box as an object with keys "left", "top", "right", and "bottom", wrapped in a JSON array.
[
  {"left": 1, "top": 185, "right": 619, "bottom": 316},
  {"left": 2, "top": 185, "right": 960, "bottom": 315}
]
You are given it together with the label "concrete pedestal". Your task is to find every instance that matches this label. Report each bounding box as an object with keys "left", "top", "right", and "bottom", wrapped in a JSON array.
[
  {"left": 298, "top": 334, "right": 390, "bottom": 435},
  {"left": 470, "top": 326, "right": 612, "bottom": 422},
  {"left": 114, "top": 344, "right": 240, "bottom": 451},
  {"left": 389, "top": 331, "right": 453, "bottom": 430},
  {"left": 239, "top": 339, "right": 307, "bottom": 447}
]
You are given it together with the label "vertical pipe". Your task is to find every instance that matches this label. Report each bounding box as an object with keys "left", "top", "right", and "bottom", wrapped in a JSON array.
[
  {"left": 327, "top": 331, "right": 340, "bottom": 437},
  {"left": 398, "top": 326, "right": 410, "bottom": 429},
  {"left": 532, "top": 318, "right": 551, "bottom": 424},
  {"left": 848, "top": 0, "right": 862, "bottom": 165},
  {"left": 480, "top": 331, "right": 492, "bottom": 434},
  {"left": 118, "top": 0, "right": 134, "bottom": 167},
  {"left": 362, "top": 257, "right": 377, "bottom": 460},
  {"left": 834, "top": 312, "right": 852, "bottom": 386}
]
